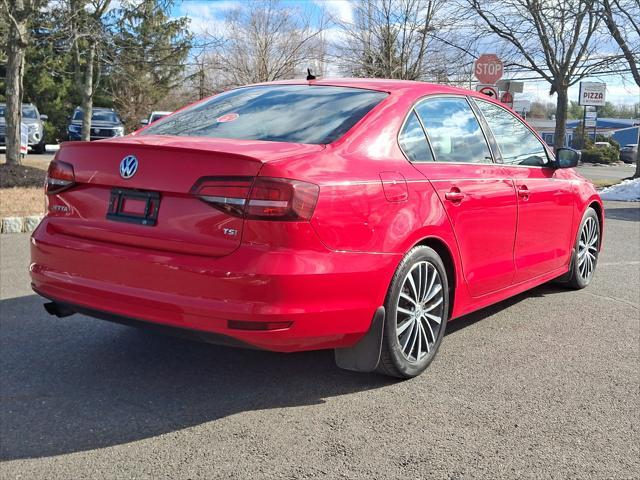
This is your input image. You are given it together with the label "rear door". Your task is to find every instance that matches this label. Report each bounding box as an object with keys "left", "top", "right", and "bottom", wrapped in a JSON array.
[
  {"left": 473, "top": 99, "right": 575, "bottom": 282},
  {"left": 405, "top": 96, "right": 518, "bottom": 297}
]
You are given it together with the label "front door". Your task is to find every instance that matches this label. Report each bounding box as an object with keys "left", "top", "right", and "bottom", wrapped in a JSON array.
[
  {"left": 473, "top": 99, "right": 575, "bottom": 283},
  {"left": 406, "top": 96, "right": 518, "bottom": 297}
]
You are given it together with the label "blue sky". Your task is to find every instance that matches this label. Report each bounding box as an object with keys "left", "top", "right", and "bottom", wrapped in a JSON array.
[{"left": 172, "top": 0, "right": 639, "bottom": 106}]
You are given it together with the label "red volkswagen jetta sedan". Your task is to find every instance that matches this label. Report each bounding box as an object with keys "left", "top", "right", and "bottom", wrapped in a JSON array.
[{"left": 31, "top": 79, "right": 603, "bottom": 378}]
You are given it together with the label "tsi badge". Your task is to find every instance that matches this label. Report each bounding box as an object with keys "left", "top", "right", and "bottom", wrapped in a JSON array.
[
  {"left": 223, "top": 228, "right": 238, "bottom": 237},
  {"left": 119, "top": 155, "right": 138, "bottom": 179}
]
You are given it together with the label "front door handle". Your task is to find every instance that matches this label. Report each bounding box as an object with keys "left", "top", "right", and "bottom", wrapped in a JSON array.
[
  {"left": 517, "top": 185, "right": 530, "bottom": 199},
  {"left": 445, "top": 188, "right": 464, "bottom": 203}
]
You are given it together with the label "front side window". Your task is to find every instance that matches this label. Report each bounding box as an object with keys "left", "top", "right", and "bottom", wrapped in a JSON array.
[
  {"left": 141, "top": 85, "right": 388, "bottom": 145},
  {"left": 475, "top": 100, "right": 548, "bottom": 167},
  {"left": 414, "top": 97, "right": 492, "bottom": 163},
  {"left": 398, "top": 110, "right": 433, "bottom": 162}
]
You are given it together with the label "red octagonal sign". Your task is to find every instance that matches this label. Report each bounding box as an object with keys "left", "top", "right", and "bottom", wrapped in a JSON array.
[{"left": 474, "top": 54, "right": 503, "bottom": 85}]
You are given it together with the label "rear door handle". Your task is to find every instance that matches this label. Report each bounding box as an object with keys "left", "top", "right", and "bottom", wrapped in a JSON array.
[
  {"left": 445, "top": 189, "right": 464, "bottom": 203},
  {"left": 517, "top": 185, "right": 530, "bottom": 198}
]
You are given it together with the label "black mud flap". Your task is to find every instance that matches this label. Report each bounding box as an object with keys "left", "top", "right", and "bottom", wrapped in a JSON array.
[{"left": 334, "top": 306, "right": 385, "bottom": 373}]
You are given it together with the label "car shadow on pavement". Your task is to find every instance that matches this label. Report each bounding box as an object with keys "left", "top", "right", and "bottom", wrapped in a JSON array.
[
  {"left": 0, "top": 285, "right": 568, "bottom": 461},
  {"left": 445, "top": 283, "right": 566, "bottom": 335},
  {"left": 603, "top": 206, "right": 639, "bottom": 222},
  {"left": 1, "top": 294, "right": 395, "bottom": 461}
]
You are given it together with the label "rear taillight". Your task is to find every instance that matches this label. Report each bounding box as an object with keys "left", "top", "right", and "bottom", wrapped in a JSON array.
[
  {"left": 191, "top": 177, "right": 253, "bottom": 217},
  {"left": 45, "top": 160, "right": 75, "bottom": 194},
  {"left": 246, "top": 178, "right": 319, "bottom": 221},
  {"left": 192, "top": 177, "right": 319, "bottom": 221}
]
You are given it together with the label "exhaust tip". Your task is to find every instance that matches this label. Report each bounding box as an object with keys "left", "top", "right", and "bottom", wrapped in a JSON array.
[{"left": 44, "top": 302, "right": 75, "bottom": 318}]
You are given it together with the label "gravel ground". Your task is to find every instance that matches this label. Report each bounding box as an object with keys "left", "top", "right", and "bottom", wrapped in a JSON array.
[{"left": 0, "top": 202, "right": 638, "bottom": 480}]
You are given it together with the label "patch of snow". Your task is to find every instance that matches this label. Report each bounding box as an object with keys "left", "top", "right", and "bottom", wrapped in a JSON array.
[{"left": 599, "top": 178, "right": 640, "bottom": 202}]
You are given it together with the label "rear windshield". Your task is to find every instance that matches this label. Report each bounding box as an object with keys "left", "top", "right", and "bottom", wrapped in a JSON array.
[{"left": 140, "top": 85, "right": 388, "bottom": 144}]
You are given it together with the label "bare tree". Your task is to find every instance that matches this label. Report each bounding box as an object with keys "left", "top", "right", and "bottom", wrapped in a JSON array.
[
  {"left": 1, "top": 0, "right": 41, "bottom": 165},
  {"left": 467, "top": 0, "right": 620, "bottom": 150},
  {"left": 63, "top": 0, "right": 111, "bottom": 141},
  {"left": 205, "top": 0, "right": 327, "bottom": 88},
  {"left": 602, "top": 0, "right": 640, "bottom": 176},
  {"left": 603, "top": 0, "right": 640, "bottom": 86},
  {"left": 334, "top": 0, "right": 458, "bottom": 80}
]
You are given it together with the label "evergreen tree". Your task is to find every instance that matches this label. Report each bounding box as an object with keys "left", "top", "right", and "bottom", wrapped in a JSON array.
[{"left": 109, "top": 0, "right": 192, "bottom": 131}]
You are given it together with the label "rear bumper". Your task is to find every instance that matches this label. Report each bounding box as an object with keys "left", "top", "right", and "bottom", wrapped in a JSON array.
[{"left": 30, "top": 218, "right": 400, "bottom": 352}]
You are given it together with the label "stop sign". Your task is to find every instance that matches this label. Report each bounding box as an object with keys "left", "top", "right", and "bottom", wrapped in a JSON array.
[{"left": 474, "top": 54, "right": 503, "bottom": 84}]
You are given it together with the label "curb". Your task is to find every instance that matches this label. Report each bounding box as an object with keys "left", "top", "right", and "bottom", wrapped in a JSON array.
[{"left": 1, "top": 214, "right": 44, "bottom": 234}]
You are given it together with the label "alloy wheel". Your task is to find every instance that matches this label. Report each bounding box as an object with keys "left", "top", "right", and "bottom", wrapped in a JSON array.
[
  {"left": 577, "top": 216, "right": 599, "bottom": 281},
  {"left": 395, "top": 261, "right": 445, "bottom": 362}
]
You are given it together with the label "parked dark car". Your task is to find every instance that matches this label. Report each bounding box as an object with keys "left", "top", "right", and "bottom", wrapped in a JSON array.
[
  {"left": 67, "top": 107, "right": 124, "bottom": 141},
  {"left": 620, "top": 144, "right": 638, "bottom": 164},
  {"left": 0, "top": 103, "right": 48, "bottom": 153}
]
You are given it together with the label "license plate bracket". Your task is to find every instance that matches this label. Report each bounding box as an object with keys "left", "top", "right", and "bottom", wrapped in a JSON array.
[{"left": 107, "top": 188, "right": 160, "bottom": 226}]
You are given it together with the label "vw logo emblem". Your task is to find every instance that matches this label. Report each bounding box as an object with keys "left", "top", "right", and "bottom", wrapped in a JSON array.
[{"left": 119, "top": 155, "right": 138, "bottom": 179}]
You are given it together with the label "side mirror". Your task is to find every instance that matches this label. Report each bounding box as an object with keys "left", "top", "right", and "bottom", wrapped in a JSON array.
[
  {"left": 40, "top": 114, "right": 48, "bottom": 121},
  {"left": 140, "top": 119, "right": 149, "bottom": 126},
  {"left": 555, "top": 148, "right": 580, "bottom": 168}
]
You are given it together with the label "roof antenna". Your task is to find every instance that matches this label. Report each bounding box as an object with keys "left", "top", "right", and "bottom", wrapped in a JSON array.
[{"left": 306, "top": 68, "right": 316, "bottom": 81}]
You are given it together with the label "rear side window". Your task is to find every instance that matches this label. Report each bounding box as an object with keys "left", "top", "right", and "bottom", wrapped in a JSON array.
[
  {"left": 141, "top": 85, "right": 388, "bottom": 144},
  {"left": 399, "top": 110, "right": 433, "bottom": 162},
  {"left": 475, "top": 100, "right": 548, "bottom": 166},
  {"left": 415, "top": 97, "right": 492, "bottom": 163}
]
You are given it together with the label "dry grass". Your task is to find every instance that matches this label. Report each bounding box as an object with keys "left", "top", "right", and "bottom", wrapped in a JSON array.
[
  {"left": 0, "top": 153, "right": 53, "bottom": 175},
  {"left": 591, "top": 179, "right": 621, "bottom": 189},
  {"left": 0, "top": 187, "right": 45, "bottom": 217}
]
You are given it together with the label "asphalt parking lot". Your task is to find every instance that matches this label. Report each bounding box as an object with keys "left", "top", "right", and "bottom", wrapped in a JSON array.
[{"left": 0, "top": 201, "right": 639, "bottom": 479}]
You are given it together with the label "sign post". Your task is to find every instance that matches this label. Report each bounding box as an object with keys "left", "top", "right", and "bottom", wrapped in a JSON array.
[
  {"left": 579, "top": 82, "right": 606, "bottom": 107},
  {"left": 20, "top": 122, "right": 29, "bottom": 157},
  {"left": 476, "top": 84, "right": 498, "bottom": 99},
  {"left": 500, "top": 91, "right": 514, "bottom": 108},
  {"left": 474, "top": 54, "right": 503, "bottom": 85},
  {"left": 579, "top": 82, "right": 606, "bottom": 147}
]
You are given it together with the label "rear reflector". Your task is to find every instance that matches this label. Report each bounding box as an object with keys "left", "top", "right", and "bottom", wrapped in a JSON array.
[
  {"left": 227, "top": 320, "right": 293, "bottom": 331},
  {"left": 192, "top": 176, "right": 319, "bottom": 221},
  {"left": 46, "top": 160, "right": 75, "bottom": 194}
]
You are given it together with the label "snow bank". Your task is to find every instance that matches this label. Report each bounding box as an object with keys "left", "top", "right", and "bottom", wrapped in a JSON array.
[{"left": 599, "top": 178, "right": 640, "bottom": 202}]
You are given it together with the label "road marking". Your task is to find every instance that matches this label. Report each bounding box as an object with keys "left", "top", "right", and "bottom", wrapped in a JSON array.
[
  {"left": 598, "top": 261, "right": 640, "bottom": 266},
  {"left": 579, "top": 291, "right": 640, "bottom": 309}
]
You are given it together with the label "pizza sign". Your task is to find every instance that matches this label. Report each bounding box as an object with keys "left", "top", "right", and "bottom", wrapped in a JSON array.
[{"left": 578, "top": 82, "right": 606, "bottom": 107}]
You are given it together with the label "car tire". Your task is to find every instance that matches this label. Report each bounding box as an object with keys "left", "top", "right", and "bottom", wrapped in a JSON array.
[
  {"left": 33, "top": 141, "right": 46, "bottom": 154},
  {"left": 376, "top": 246, "right": 449, "bottom": 379},
  {"left": 558, "top": 207, "right": 600, "bottom": 290}
]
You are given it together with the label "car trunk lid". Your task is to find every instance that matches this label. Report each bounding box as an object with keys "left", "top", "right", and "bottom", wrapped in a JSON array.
[{"left": 47, "top": 136, "right": 323, "bottom": 257}]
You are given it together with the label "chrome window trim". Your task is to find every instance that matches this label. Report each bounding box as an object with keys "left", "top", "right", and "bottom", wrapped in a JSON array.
[
  {"left": 397, "top": 93, "right": 498, "bottom": 166},
  {"left": 471, "top": 97, "right": 553, "bottom": 169}
]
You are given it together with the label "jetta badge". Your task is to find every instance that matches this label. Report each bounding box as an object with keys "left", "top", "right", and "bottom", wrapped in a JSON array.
[{"left": 119, "top": 155, "right": 138, "bottom": 179}]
